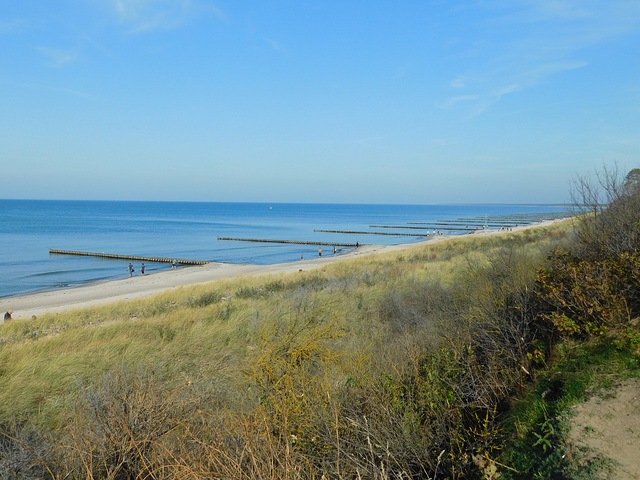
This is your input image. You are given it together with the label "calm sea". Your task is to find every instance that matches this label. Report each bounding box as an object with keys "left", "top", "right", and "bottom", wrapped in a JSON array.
[{"left": 0, "top": 200, "right": 570, "bottom": 299}]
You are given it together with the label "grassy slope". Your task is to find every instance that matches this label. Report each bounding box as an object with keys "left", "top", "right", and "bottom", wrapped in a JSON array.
[
  {"left": 9, "top": 220, "right": 637, "bottom": 480},
  {"left": 0, "top": 224, "right": 568, "bottom": 430},
  {"left": 4, "top": 199, "right": 640, "bottom": 480}
]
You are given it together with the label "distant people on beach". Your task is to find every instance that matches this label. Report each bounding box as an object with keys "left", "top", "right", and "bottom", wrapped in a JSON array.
[
  {"left": 319, "top": 247, "right": 322, "bottom": 257},
  {"left": 172, "top": 259, "right": 177, "bottom": 269},
  {"left": 128, "top": 263, "right": 134, "bottom": 277},
  {"left": 141, "top": 263, "right": 146, "bottom": 275},
  {"left": 333, "top": 246, "right": 337, "bottom": 255},
  {"left": 4, "top": 311, "right": 12, "bottom": 321}
]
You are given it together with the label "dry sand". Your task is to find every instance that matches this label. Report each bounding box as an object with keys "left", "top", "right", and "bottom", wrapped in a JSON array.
[{"left": 0, "top": 221, "right": 558, "bottom": 321}]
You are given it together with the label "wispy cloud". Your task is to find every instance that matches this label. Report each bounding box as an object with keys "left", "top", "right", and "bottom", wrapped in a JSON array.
[
  {"left": 37, "top": 46, "right": 78, "bottom": 68},
  {"left": 442, "top": 0, "right": 640, "bottom": 115},
  {"left": 489, "top": 0, "right": 593, "bottom": 24},
  {"left": 530, "top": 59, "right": 588, "bottom": 78},
  {"left": 264, "top": 38, "right": 283, "bottom": 51},
  {"left": 529, "top": 1, "right": 592, "bottom": 21},
  {"left": 445, "top": 59, "right": 587, "bottom": 116},
  {"left": 441, "top": 94, "right": 480, "bottom": 109},
  {"left": 449, "top": 76, "right": 467, "bottom": 89},
  {"left": 104, "top": 0, "right": 224, "bottom": 34}
]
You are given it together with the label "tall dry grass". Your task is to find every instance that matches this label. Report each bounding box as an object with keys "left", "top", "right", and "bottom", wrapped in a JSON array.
[{"left": 0, "top": 222, "right": 573, "bottom": 478}]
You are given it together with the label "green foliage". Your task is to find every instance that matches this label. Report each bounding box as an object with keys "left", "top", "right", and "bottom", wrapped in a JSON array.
[
  {"left": 157, "top": 324, "right": 176, "bottom": 342},
  {"left": 248, "top": 312, "right": 350, "bottom": 458},
  {"left": 624, "top": 168, "right": 640, "bottom": 192},
  {"left": 531, "top": 410, "right": 554, "bottom": 452},
  {"left": 538, "top": 246, "right": 640, "bottom": 339},
  {"left": 615, "top": 326, "right": 640, "bottom": 351},
  {"left": 187, "top": 289, "right": 222, "bottom": 307}
]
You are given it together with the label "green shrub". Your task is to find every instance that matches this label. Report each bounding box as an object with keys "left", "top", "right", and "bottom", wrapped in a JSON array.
[
  {"left": 538, "top": 249, "right": 640, "bottom": 338},
  {"left": 187, "top": 290, "right": 222, "bottom": 307}
]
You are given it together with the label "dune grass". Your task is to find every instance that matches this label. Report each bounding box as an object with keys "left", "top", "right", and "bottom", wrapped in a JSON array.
[
  {"left": 0, "top": 222, "right": 576, "bottom": 478},
  {"left": 1, "top": 225, "right": 570, "bottom": 424}
]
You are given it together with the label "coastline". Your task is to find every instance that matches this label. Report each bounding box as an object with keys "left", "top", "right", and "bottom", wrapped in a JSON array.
[{"left": 0, "top": 221, "right": 560, "bottom": 321}]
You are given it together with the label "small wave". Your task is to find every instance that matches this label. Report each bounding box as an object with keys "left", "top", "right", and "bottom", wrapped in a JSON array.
[
  {"left": 29, "top": 267, "right": 114, "bottom": 278},
  {"left": 29, "top": 270, "right": 73, "bottom": 278}
]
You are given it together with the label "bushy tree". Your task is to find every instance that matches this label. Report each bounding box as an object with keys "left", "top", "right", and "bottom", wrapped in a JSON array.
[
  {"left": 540, "top": 165, "right": 640, "bottom": 338},
  {"left": 570, "top": 163, "right": 640, "bottom": 261}
]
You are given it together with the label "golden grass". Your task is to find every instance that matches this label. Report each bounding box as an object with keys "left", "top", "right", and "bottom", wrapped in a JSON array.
[{"left": 0, "top": 222, "right": 571, "bottom": 433}]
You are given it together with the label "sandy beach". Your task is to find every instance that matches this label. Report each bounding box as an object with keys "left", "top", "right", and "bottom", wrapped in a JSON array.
[{"left": 0, "top": 221, "right": 559, "bottom": 321}]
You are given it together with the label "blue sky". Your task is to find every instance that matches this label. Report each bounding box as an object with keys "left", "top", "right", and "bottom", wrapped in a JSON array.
[{"left": 1, "top": 1, "right": 639, "bottom": 204}]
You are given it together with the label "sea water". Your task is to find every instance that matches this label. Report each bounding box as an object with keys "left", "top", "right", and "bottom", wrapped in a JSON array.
[{"left": 0, "top": 200, "right": 570, "bottom": 299}]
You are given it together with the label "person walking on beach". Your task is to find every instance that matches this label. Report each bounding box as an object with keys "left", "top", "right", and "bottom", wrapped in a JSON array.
[
  {"left": 333, "top": 246, "right": 337, "bottom": 255},
  {"left": 141, "top": 263, "right": 146, "bottom": 275},
  {"left": 172, "top": 259, "right": 177, "bottom": 269},
  {"left": 318, "top": 247, "right": 322, "bottom": 257},
  {"left": 128, "top": 263, "right": 134, "bottom": 277}
]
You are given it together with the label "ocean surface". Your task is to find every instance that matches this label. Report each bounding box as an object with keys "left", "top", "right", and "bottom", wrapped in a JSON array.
[{"left": 0, "top": 200, "right": 571, "bottom": 299}]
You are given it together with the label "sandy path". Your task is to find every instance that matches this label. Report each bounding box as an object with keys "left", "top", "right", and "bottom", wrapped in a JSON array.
[
  {"left": 568, "top": 378, "right": 640, "bottom": 480},
  {"left": 0, "top": 221, "right": 557, "bottom": 321}
]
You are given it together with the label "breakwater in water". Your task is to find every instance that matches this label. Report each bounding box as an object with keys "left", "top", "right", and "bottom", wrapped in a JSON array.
[
  {"left": 217, "top": 237, "right": 360, "bottom": 247},
  {"left": 49, "top": 250, "right": 210, "bottom": 265}
]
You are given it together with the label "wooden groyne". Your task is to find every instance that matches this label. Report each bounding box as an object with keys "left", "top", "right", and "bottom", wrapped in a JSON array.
[
  {"left": 370, "top": 224, "right": 432, "bottom": 230},
  {"left": 49, "top": 249, "right": 210, "bottom": 265},
  {"left": 314, "top": 229, "right": 427, "bottom": 237},
  {"left": 451, "top": 219, "right": 532, "bottom": 225},
  {"left": 370, "top": 225, "right": 474, "bottom": 231},
  {"left": 455, "top": 212, "right": 572, "bottom": 223},
  {"left": 406, "top": 222, "right": 511, "bottom": 228},
  {"left": 217, "top": 237, "right": 360, "bottom": 247}
]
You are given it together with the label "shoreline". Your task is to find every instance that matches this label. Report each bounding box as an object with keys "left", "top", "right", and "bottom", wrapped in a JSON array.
[{"left": 0, "top": 221, "right": 561, "bottom": 321}]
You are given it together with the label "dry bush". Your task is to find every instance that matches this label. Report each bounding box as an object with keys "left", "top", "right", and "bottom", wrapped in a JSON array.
[
  {"left": 182, "top": 308, "right": 464, "bottom": 479},
  {"left": 376, "top": 278, "right": 454, "bottom": 335},
  {"left": 44, "top": 322, "right": 515, "bottom": 480},
  {"left": 59, "top": 367, "right": 208, "bottom": 480},
  {"left": 244, "top": 312, "right": 354, "bottom": 475},
  {"left": 322, "top": 335, "right": 513, "bottom": 480},
  {"left": 0, "top": 423, "right": 54, "bottom": 480},
  {"left": 236, "top": 306, "right": 510, "bottom": 479},
  {"left": 455, "top": 244, "right": 548, "bottom": 391},
  {"left": 146, "top": 310, "right": 362, "bottom": 479},
  {"left": 571, "top": 164, "right": 640, "bottom": 261},
  {"left": 348, "top": 240, "right": 563, "bottom": 478}
]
